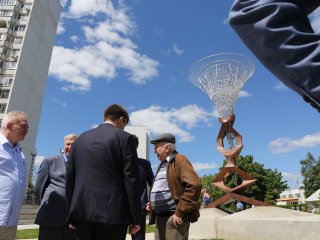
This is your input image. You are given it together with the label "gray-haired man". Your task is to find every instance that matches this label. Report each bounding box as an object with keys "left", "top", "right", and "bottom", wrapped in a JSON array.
[
  {"left": 35, "top": 134, "right": 78, "bottom": 240},
  {"left": 0, "top": 111, "right": 29, "bottom": 240},
  {"left": 149, "top": 133, "right": 202, "bottom": 240}
]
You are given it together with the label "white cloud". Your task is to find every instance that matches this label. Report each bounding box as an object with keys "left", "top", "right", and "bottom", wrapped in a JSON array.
[
  {"left": 310, "top": 8, "right": 320, "bottom": 33},
  {"left": 70, "top": 35, "right": 79, "bottom": 43},
  {"left": 193, "top": 162, "right": 218, "bottom": 171},
  {"left": 49, "top": 47, "right": 93, "bottom": 91},
  {"left": 238, "top": 90, "right": 251, "bottom": 97},
  {"left": 59, "top": 0, "right": 68, "bottom": 8},
  {"left": 274, "top": 82, "right": 288, "bottom": 91},
  {"left": 172, "top": 43, "right": 184, "bottom": 56},
  {"left": 51, "top": 97, "right": 67, "bottom": 107},
  {"left": 164, "top": 43, "right": 185, "bottom": 56},
  {"left": 67, "top": 0, "right": 131, "bottom": 21},
  {"left": 49, "top": 1, "right": 159, "bottom": 91},
  {"left": 130, "top": 104, "right": 215, "bottom": 142},
  {"left": 282, "top": 172, "right": 303, "bottom": 188},
  {"left": 268, "top": 132, "right": 320, "bottom": 154},
  {"left": 56, "top": 21, "right": 65, "bottom": 34},
  {"left": 67, "top": 0, "right": 107, "bottom": 18},
  {"left": 155, "top": 26, "right": 164, "bottom": 39}
]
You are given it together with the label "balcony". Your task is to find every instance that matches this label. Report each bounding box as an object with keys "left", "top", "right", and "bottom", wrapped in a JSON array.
[
  {"left": 0, "top": 0, "right": 17, "bottom": 6},
  {"left": 0, "top": 76, "right": 13, "bottom": 87},
  {"left": 0, "top": 11, "right": 14, "bottom": 17}
]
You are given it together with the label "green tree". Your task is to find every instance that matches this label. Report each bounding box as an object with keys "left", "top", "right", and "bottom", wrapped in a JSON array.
[
  {"left": 201, "top": 155, "right": 288, "bottom": 205},
  {"left": 201, "top": 173, "right": 224, "bottom": 203},
  {"left": 300, "top": 152, "right": 320, "bottom": 198}
]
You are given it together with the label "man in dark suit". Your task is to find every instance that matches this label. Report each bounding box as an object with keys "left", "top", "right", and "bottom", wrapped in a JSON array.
[
  {"left": 66, "top": 104, "right": 141, "bottom": 240},
  {"left": 35, "top": 134, "right": 78, "bottom": 240},
  {"left": 130, "top": 135, "right": 154, "bottom": 240}
]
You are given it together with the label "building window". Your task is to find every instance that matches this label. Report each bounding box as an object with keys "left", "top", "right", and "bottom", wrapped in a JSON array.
[
  {"left": 0, "top": 21, "right": 6, "bottom": 29},
  {"left": 0, "top": 90, "right": 10, "bottom": 99},
  {"left": 2, "top": 48, "right": 8, "bottom": 56},
  {"left": 14, "top": 37, "right": 23, "bottom": 44},
  {"left": 0, "top": 104, "right": 6, "bottom": 113},
  {"left": 3, "top": 62, "right": 17, "bottom": 69},
  {"left": 8, "top": 22, "right": 14, "bottom": 30},
  {"left": 9, "top": 49, "right": 18, "bottom": 56},
  {"left": 0, "top": 77, "right": 13, "bottom": 86},
  {"left": 23, "top": 3, "right": 32, "bottom": 8},
  {"left": 14, "top": 25, "right": 25, "bottom": 32},
  {"left": 17, "top": 14, "right": 28, "bottom": 20},
  {"left": 6, "top": 35, "right": 14, "bottom": 44}
]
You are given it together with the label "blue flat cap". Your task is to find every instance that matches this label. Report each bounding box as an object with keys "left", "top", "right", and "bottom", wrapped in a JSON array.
[{"left": 150, "top": 133, "right": 176, "bottom": 144}]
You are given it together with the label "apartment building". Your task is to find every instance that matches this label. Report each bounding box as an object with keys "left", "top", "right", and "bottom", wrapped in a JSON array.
[{"left": 0, "top": 0, "right": 61, "bottom": 179}]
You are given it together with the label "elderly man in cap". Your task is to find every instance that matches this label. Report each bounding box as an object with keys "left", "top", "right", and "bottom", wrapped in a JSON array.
[{"left": 149, "top": 133, "right": 202, "bottom": 240}]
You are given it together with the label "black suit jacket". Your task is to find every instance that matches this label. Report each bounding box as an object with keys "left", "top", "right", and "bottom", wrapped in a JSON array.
[
  {"left": 66, "top": 123, "right": 141, "bottom": 225},
  {"left": 138, "top": 158, "right": 154, "bottom": 211},
  {"left": 34, "top": 154, "right": 68, "bottom": 227}
]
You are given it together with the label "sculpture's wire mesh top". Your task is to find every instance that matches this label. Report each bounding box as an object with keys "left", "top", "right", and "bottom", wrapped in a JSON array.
[{"left": 189, "top": 53, "right": 255, "bottom": 119}]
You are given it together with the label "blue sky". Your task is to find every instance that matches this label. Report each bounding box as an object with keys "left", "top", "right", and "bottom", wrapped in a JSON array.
[{"left": 34, "top": 0, "right": 320, "bottom": 189}]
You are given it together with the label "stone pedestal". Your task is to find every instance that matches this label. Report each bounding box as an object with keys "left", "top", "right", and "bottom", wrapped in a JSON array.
[
  {"left": 190, "top": 207, "right": 320, "bottom": 240},
  {"left": 189, "top": 208, "right": 228, "bottom": 239}
]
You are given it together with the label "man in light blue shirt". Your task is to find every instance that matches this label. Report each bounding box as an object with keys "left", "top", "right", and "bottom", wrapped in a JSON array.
[{"left": 0, "top": 111, "right": 29, "bottom": 240}]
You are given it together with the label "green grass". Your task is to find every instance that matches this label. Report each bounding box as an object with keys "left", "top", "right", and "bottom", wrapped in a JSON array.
[
  {"left": 16, "top": 228, "right": 38, "bottom": 239},
  {"left": 16, "top": 226, "right": 155, "bottom": 239},
  {"left": 146, "top": 224, "right": 155, "bottom": 233},
  {"left": 16, "top": 226, "right": 223, "bottom": 240}
]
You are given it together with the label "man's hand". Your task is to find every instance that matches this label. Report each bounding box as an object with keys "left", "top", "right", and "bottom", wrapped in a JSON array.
[
  {"left": 146, "top": 201, "right": 151, "bottom": 211},
  {"left": 68, "top": 224, "right": 76, "bottom": 229},
  {"left": 129, "top": 224, "right": 141, "bottom": 235},
  {"left": 172, "top": 214, "right": 183, "bottom": 227}
]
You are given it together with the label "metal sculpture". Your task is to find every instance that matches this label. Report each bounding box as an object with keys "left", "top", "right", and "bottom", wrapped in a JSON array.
[{"left": 189, "top": 53, "right": 268, "bottom": 208}]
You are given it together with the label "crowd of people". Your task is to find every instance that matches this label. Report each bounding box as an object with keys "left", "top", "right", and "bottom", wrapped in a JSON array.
[{"left": 0, "top": 105, "right": 202, "bottom": 240}]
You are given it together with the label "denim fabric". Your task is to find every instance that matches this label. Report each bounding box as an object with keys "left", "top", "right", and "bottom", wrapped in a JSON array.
[{"left": 229, "top": 0, "right": 320, "bottom": 111}]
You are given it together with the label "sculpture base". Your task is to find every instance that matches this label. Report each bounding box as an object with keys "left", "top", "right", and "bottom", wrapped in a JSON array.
[
  {"left": 207, "top": 192, "right": 269, "bottom": 208},
  {"left": 189, "top": 206, "right": 320, "bottom": 240}
]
